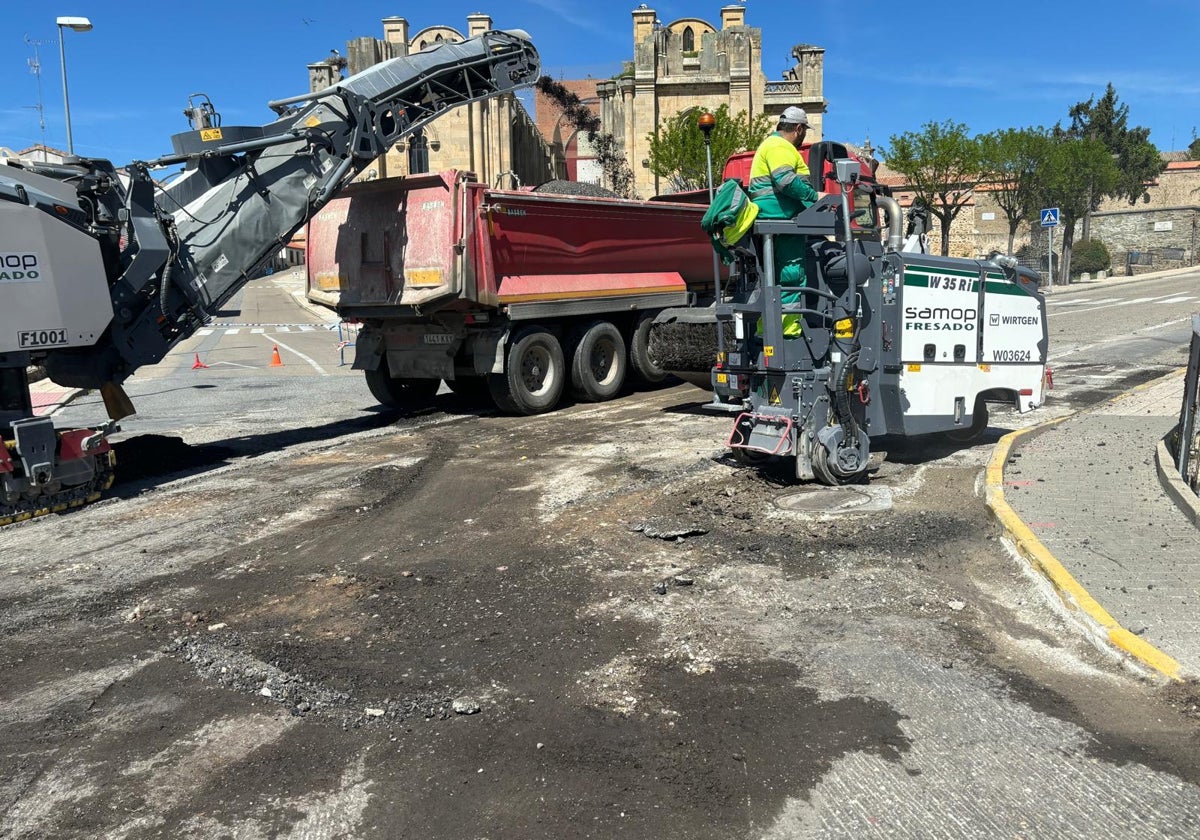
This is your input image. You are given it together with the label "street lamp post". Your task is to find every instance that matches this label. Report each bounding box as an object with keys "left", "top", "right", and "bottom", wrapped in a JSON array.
[
  {"left": 697, "top": 110, "right": 726, "bottom": 403},
  {"left": 56, "top": 16, "right": 92, "bottom": 156},
  {"left": 698, "top": 110, "right": 719, "bottom": 287}
]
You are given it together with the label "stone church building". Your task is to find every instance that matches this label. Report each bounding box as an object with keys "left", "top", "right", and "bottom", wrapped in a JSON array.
[
  {"left": 308, "top": 14, "right": 561, "bottom": 189},
  {"left": 322, "top": 6, "right": 827, "bottom": 200},
  {"left": 538, "top": 4, "right": 828, "bottom": 198}
]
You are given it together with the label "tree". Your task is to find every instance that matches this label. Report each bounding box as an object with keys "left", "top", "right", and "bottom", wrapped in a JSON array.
[
  {"left": 885, "top": 120, "right": 984, "bottom": 256},
  {"left": 978, "top": 127, "right": 1052, "bottom": 254},
  {"left": 536, "top": 76, "right": 638, "bottom": 198},
  {"left": 1035, "top": 137, "right": 1119, "bottom": 282},
  {"left": 645, "top": 104, "right": 774, "bottom": 193},
  {"left": 1188, "top": 129, "right": 1200, "bottom": 161},
  {"left": 1063, "top": 83, "right": 1165, "bottom": 239}
]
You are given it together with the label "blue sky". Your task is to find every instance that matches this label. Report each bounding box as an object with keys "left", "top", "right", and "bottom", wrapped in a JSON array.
[{"left": 2, "top": 1, "right": 1198, "bottom": 165}]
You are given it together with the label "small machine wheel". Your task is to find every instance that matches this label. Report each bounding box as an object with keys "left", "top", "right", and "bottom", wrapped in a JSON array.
[
  {"left": 944, "top": 401, "right": 990, "bottom": 443},
  {"left": 570, "top": 320, "right": 627, "bottom": 401},
  {"left": 628, "top": 313, "right": 668, "bottom": 386},
  {"left": 811, "top": 442, "right": 840, "bottom": 486},
  {"left": 810, "top": 439, "right": 867, "bottom": 486},
  {"left": 364, "top": 363, "right": 440, "bottom": 410},
  {"left": 733, "top": 447, "right": 771, "bottom": 467},
  {"left": 488, "top": 326, "right": 565, "bottom": 415}
]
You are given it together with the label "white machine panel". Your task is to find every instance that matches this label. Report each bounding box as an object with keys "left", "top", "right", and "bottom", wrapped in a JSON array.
[
  {"left": 899, "top": 264, "right": 980, "bottom": 364},
  {"left": 0, "top": 203, "right": 113, "bottom": 354},
  {"left": 980, "top": 271, "right": 1046, "bottom": 364}
]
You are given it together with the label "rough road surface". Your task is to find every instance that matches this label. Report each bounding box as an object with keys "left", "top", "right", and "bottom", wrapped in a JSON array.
[{"left": 3, "top": 380, "right": 1200, "bottom": 838}]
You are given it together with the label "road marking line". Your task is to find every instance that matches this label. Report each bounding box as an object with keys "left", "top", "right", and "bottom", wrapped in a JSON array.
[
  {"left": 264, "top": 334, "right": 329, "bottom": 376},
  {"left": 1059, "top": 293, "right": 1182, "bottom": 316},
  {"left": 984, "top": 377, "right": 1184, "bottom": 681},
  {"left": 1158, "top": 296, "right": 1194, "bottom": 305},
  {"left": 251, "top": 328, "right": 265, "bottom": 334},
  {"left": 1047, "top": 299, "right": 1096, "bottom": 306},
  {"left": 226, "top": 328, "right": 240, "bottom": 335},
  {"left": 196, "top": 329, "right": 214, "bottom": 336}
]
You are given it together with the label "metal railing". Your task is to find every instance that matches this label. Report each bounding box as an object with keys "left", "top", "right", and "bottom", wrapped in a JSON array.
[{"left": 1176, "top": 315, "right": 1200, "bottom": 492}]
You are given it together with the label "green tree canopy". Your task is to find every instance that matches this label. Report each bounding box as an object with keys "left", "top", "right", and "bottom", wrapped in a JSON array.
[
  {"left": 646, "top": 104, "right": 774, "bottom": 193},
  {"left": 885, "top": 120, "right": 984, "bottom": 256},
  {"left": 1063, "top": 83, "right": 1164, "bottom": 209},
  {"left": 979, "top": 127, "right": 1053, "bottom": 254},
  {"left": 1035, "top": 137, "right": 1120, "bottom": 281}
]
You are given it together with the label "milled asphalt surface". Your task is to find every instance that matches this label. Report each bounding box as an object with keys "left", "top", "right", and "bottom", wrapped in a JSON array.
[
  {"left": 1005, "top": 364, "right": 1200, "bottom": 676},
  {"left": 29, "top": 267, "right": 1200, "bottom": 683}
]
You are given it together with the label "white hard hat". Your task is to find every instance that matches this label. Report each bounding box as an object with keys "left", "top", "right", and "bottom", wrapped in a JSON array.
[{"left": 779, "top": 106, "right": 810, "bottom": 127}]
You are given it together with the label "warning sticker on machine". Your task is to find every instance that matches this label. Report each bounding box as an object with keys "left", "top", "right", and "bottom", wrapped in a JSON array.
[{"left": 18, "top": 328, "right": 68, "bottom": 349}]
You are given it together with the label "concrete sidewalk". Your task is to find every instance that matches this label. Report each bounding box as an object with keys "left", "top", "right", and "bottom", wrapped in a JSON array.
[
  {"left": 1040, "top": 263, "right": 1199, "bottom": 296},
  {"left": 28, "top": 376, "right": 81, "bottom": 418},
  {"left": 997, "top": 373, "right": 1200, "bottom": 678}
]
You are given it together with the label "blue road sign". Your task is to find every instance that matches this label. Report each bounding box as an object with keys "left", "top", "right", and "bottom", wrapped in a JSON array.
[{"left": 1040, "top": 207, "right": 1060, "bottom": 227}]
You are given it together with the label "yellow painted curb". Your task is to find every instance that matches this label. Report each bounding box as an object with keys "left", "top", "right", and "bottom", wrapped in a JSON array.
[{"left": 985, "top": 402, "right": 1183, "bottom": 682}]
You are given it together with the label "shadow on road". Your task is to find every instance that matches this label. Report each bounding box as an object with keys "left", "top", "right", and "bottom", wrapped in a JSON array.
[{"left": 107, "top": 392, "right": 499, "bottom": 498}]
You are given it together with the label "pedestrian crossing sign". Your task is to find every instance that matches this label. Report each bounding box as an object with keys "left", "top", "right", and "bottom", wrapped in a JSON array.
[{"left": 1040, "top": 207, "right": 1060, "bottom": 227}]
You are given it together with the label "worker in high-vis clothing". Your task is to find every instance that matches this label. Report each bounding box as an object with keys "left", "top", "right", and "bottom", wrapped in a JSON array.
[{"left": 748, "top": 106, "right": 821, "bottom": 337}]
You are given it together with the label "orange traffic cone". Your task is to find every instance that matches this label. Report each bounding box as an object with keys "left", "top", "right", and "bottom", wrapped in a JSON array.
[
  {"left": 269, "top": 345, "right": 283, "bottom": 367},
  {"left": 191, "top": 353, "right": 209, "bottom": 370}
]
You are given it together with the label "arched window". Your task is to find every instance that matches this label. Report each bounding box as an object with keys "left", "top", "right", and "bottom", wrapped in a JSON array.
[
  {"left": 409, "top": 130, "right": 429, "bottom": 174},
  {"left": 682, "top": 26, "right": 695, "bottom": 52},
  {"left": 435, "top": 33, "right": 444, "bottom": 42},
  {"left": 418, "top": 40, "right": 427, "bottom": 50}
]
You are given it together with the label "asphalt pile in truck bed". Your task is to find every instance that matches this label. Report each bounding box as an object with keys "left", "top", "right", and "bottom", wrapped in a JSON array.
[{"left": 531, "top": 180, "right": 620, "bottom": 198}]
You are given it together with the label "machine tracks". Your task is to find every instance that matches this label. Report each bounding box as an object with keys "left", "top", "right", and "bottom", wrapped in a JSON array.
[{"left": 0, "top": 450, "right": 116, "bottom": 527}]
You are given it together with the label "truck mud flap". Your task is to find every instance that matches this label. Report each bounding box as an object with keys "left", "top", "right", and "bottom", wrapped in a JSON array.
[{"left": 351, "top": 330, "right": 384, "bottom": 371}]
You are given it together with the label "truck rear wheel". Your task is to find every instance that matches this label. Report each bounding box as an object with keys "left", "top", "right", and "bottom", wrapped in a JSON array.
[
  {"left": 364, "top": 365, "right": 440, "bottom": 410},
  {"left": 628, "top": 313, "right": 668, "bottom": 386},
  {"left": 488, "top": 326, "right": 565, "bottom": 415},
  {"left": 569, "top": 320, "right": 626, "bottom": 402}
]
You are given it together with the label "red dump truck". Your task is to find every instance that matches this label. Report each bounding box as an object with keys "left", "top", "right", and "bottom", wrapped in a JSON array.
[
  {"left": 306, "top": 171, "right": 721, "bottom": 414},
  {"left": 306, "top": 141, "right": 880, "bottom": 414}
]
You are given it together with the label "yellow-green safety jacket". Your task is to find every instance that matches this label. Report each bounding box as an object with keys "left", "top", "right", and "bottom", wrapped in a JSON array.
[
  {"left": 748, "top": 133, "right": 818, "bottom": 219},
  {"left": 748, "top": 133, "right": 818, "bottom": 338}
]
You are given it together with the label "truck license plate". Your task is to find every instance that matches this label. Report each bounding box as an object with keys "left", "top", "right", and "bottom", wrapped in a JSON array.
[{"left": 423, "top": 334, "right": 455, "bottom": 345}]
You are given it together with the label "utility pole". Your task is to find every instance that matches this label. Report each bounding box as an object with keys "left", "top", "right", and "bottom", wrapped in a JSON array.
[{"left": 24, "top": 35, "right": 51, "bottom": 160}]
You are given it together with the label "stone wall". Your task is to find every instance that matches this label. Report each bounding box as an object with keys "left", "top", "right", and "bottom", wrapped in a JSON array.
[{"left": 1089, "top": 207, "right": 1200, "bottom": 275}]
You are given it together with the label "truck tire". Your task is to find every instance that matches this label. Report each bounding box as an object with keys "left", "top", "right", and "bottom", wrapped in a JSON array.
[
  {"left": 488, "top": 326, "right": 565, "bottom": 415},
  {"left": 628, "top": 313, "right": 667, "bottom": 386},
  {"left": 364, "top": 365, "right": 440, "bottom": 410},
  {"left": 569, "top": 320, "right": 627, "bottom": 402}
]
